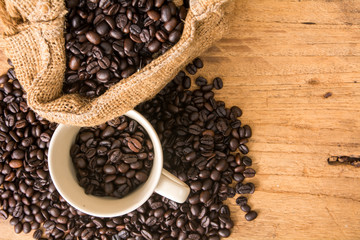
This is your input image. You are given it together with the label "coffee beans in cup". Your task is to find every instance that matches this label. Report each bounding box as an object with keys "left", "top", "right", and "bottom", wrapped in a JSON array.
[
  {"left": 71, "top": 116, "right": 154, "bottom": 198},
  {"left": 64, "top": 0, "right": 188, "bottom": 97}
]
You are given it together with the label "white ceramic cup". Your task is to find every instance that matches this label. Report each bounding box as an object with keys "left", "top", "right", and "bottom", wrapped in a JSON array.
[{"left": 48, "top": 110, "right": 190, "bottom": 218}]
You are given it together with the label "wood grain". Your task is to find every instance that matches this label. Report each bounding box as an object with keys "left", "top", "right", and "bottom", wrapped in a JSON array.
[{"left": 1, "top": 0, "right": 360, "bottom": 239}]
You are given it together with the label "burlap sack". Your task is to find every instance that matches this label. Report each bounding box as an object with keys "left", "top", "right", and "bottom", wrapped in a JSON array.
[{"left": 0, "top": 0, "right": 234, "bottom": 126}]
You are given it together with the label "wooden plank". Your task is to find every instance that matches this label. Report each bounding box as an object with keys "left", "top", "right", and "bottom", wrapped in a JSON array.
[{"left": 1, "top": 0, "right": 360, "bottom": 239}]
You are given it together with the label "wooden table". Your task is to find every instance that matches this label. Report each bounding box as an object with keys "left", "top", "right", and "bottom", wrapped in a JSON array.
[{"left": 1, "top": 0, "right": 360, "bottom": 239}]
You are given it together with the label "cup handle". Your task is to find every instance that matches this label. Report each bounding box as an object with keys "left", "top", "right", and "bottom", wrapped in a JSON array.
[{"left": 154, "top": 169, "right": 190, "bottom": 203}]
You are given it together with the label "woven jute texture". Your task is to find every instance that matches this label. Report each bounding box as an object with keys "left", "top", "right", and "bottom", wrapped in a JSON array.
[{"left": 0, "top": 0, "right": 234, "bottom": 126}]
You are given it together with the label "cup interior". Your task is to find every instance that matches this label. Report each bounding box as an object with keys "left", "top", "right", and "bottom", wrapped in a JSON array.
[{"left": 48, "top": 110, "right": 163, "bottom": 218}]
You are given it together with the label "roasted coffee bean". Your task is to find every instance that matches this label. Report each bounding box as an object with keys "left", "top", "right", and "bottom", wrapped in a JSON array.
[
  {"left": 23, "top": 222, "right": 31, "bottom": 234},
  {"left": 148, "top": 39, "right": 161, "bottom": 53},
  {"left": 236, "top": 196, "right": 248, "bottom": 206},
  {"left": 236, "top": 182, "right": 255, "bottom": 194},
  {"left": 127, "top": 138, "right": 142, "bottom": 152},
  {"left": 242, "top": 156, "right": 252, "bottom": 166},
  {"left": 69, "top": 56, "right": 81, "bottom": 70},
  {"left": 161, "top": 5, "right": 172, "bottom": 22},
  {"left": 9, "top": 160, "right": 23, "bottom": 168},
  {"left": 245, "top": 211, "right": 258, "bottom": 221},
  {"left": 155, "top": 30, "right": 168, "bottom": 42},
  {"left": 240, "top": 204, "right": 251, "bottom": 212},
  {"left": 193, "top": 58, "right": 203, "bottom": 68},
  {"left": 244, "top": 125, "right": 252, "bottom": 138},
  {"left": 186, "top": 63, "right": 197, "bottom": 75},
  {"left": 86, "top": 31, "right": 101, "bottom": 45},
  {"left": 213, "top": 77, "right": 223, "bottom": 90},
  {"left": 243, "top": 168, "right": 256, "bottom": 178},
  {"left": 96, "top": 21, "right": 110, "bottom": 36},
  {"left": 148, "top": 10, "right": 161, "bottom": 21},
  {"left": 96, "top": 70, "right": 111, "bottom": 83},
  {"left": 195, "top": 76, "right": 207, "bottom": 87},
  {"left": 239, "top": 144, "right": 249, "bottom": 154},
  {"left": 33, "top": 229, "right": 43, "bottom": 239},
  {"left": 14, "top": 222, "right": 23, "bottom": 234},
  {"left": 169, "top": 30, "right": 181, "bottom": 43},
  {"left": 0, "top": 209, "right": 8, "bottom": 220}
]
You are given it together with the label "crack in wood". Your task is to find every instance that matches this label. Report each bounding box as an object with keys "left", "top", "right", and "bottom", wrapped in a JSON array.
[{"left": 328, "top": 156, "right": 360, "bottom": 167}]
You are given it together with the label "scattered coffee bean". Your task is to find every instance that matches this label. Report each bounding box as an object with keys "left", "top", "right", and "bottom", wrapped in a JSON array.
[
  {"left": 245, "top": 210, "right": 258, "bottom": 221},
  {"left": 240, "top": 204, "right": 251, "bottom": 212},
  {"left": 185, "top": 63, "right": 197, "bottom": 75},
  {"left": 213, "top": 77, "right": 223, "bottom": 90},
  {"left": 193, "top": 58, "right": 203, "bottom": 68},
  {"left": 236, "top": 196, "right": 248, "bottom": 206},
  {"left": 195, "top": 76, "right": 207, "bottom": 87}
]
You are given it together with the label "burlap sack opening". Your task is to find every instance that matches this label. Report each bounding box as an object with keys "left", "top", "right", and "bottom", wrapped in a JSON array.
[{"left": 0, "top": 0, "right": 234, "bottom": 127}]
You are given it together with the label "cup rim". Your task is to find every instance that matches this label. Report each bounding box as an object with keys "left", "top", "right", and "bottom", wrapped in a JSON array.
[{"left": 48, "top": 110, "right": 163, "bottom": 217}]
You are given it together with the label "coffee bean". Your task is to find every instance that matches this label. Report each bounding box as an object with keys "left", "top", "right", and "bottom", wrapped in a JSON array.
[
  {"left": 161, "top": 5, "right": 171, "bottom": 22},
  {"left": 244, "top": 125, "right": 252, "bottom": 138},
  {"left": 182, "top": 76, "right": 191, "bottom": 89},
  {"left": 23, "top": 222, "right": 31, "bottom": 234},
  {"left": 243, "top": 168, "right": 256, "bottom": 178},
  {"left": 186, "top": 64, "right": 197, "bottom": 75},
  {"left": 9, "top": 160, "right": 23, "bottom": 168},
  {"left": 96, "top": 70, "right": 111, "bottom": 83},
  {"left": 148, "top": 39, "right": 161, "bottom": 53},
  {"left": 127, "top": 138, "right": 142, "bottom": 152},
  {"left": 155, "top": 30, "right": 168, "bottom": 42},
  {"left": 0, "top": 74, "right": 8, "bottom": 84},
  {"left": 86, "top": 31, "right": 101, "bottom": 45},
  {"left": 236, "top": 196, "right": 248, "bottom": 206},
  {"left": 239, "top": 144, "right": 249, "bottom": 154},
  {"left": 193, "top": 58, "right": 203, "bottom": 68},
  {"left": 14, "top": 222, "right": 23, "bottom": 234},
  {"left": 49, "top": 208, "right": 60, "bottom": 218},
  {"left": 0, "top": 210, "right": 8, "bottom": 220},
  {"left": 195, "top": 76, "right": 207, "bottom": 87},
  {"left": 96, "top": 21, "right": 110, "bottom": 36},
  {"left": 11, "top": 149, "right": 25, "bottom": 159},
  {"left": 242, "top": 156, "right": 252, "bottom": 166},
  {"left": 229, "top": 138, "right": 239, "bottom": 151},
  {"left": 164, "top": 17, "right": 178, "bottom": 32},
  {"left": 245, "top": 211, "right": 258, "bottom": 221},
  {"left": 168, "top": 30, "right": 181, "bottom": 43},
  {"left": 200, "top": 190, "right": 211, "bottom": 203},
  {"left": 33, "top": 229, "right": 43, "bottom": 239},
  {"left": 240, "top": 204, "right": 251, "bottom": 212},
  {"left": 236, "top": 182, "right": 255, "bottom": 194},
  {"left": 86, "top": 61, "right": 100, "bottom": 75},
  {"left": 130, "top": 24, "right": 141, "bottom": 36},
  {"left": 213, "top": 77, "right": 223, "bottom": 90},
  {"left": 69, "top": 56, "right": 81, "bottom": 70}
]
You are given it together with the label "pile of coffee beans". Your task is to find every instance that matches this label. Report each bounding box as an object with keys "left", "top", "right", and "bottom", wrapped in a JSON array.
[
  {"left": 0, "top": 58, "right": 257, "bottom": 240},
  {"left": 136, "top": 58, "right": 258, "bottom": 227},
  {"left": 71, "top": 116, "right": 153, "bottom": 198},
  {"left": 64, "top": 0, "right": 188, "bottom": 97}
]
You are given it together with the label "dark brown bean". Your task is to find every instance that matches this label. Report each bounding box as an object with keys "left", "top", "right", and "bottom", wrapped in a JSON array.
[
  {"left": 86, "top": 31, "right": 101, "bottom": 45},
  {"left": 245, "top": 211, "right": 258, "bottom": 221}
]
